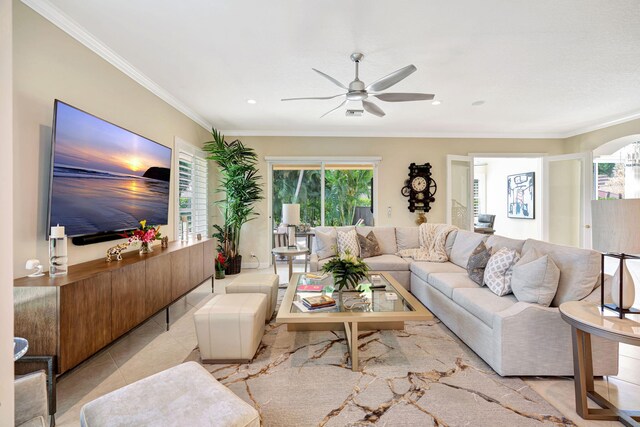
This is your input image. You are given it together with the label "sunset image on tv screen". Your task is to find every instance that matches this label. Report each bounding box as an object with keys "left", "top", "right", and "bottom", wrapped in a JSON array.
[{"left": 49, "top": 101, "right": 172, "bottom": 236}]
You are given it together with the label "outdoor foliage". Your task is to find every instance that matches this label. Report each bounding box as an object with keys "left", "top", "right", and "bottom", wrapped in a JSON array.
[{"left": 272, "top": 168, "right": 373, "bottom": 227}]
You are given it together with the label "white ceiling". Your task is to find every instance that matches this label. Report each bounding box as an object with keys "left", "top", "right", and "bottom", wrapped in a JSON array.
[{"left": 24, "top": 0, "right": 640, "bottom": 138}]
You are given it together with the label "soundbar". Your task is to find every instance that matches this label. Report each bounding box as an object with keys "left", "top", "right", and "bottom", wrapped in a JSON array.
[{"left": 71, "top": 231, "right": 130, "bottom": 246}]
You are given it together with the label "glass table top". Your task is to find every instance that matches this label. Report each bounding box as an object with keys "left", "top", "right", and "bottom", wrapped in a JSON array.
[{"left": 291, "top": 273, "right": 415, "bottom": 314}]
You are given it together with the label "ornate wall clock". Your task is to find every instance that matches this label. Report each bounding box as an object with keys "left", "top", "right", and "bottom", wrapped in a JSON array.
[{"left": 401, "top": 163, "right": 437, "bottom": 213}]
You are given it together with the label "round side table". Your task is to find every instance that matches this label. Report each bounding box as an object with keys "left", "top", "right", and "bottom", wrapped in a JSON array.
[
  {"left": 559, "top": 301, "right": 640, "bottom": 426},
  {"left": 272, "top": 246, "right": 310, "bottom": 282}
]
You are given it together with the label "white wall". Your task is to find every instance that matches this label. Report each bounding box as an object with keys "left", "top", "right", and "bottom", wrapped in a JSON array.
[
  {"left": 1, "top": 0, "right": 14, "bottom": 421},
  {"left": 12, "top": 2, "right": 210, "bottom": 277},
  {"left": 475, "top": 157, "right": 541, "bottom": 240}
]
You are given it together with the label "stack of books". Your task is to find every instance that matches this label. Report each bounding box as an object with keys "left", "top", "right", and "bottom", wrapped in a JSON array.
[{"left": 301, "top": 295, "right": 336, "bottom": 310}]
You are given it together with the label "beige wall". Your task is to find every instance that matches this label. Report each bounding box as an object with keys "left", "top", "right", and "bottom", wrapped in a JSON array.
[
  {"left": 12, "top": 2, "right": 210, "bottom": 277},
  {"left": 565, "top": 118, "right": 640, "bottom": 153},
  {"left": 1, "top": 0, "right": 14, "bottom": 421},
  {"left": 221, "top": 136, "right": 565, "bottom": 266}
]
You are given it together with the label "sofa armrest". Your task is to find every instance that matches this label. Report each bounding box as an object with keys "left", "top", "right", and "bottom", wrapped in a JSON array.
[
  {"left": 309, "top": 253, "right": 319, "bottom": 272},
  {"left": 15, "top": 371, "right": 49, "bottom": 426}
]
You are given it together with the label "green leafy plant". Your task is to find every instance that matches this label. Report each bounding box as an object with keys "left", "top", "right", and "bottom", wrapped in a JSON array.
[
  {"left": 204, "top": 128, "right": 263, "bottom": 262},
  {"left": 321, "top": 250, "right": 370, "bottom": 290}
]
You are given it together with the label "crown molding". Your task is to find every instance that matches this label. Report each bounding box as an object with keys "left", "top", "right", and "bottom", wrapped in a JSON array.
[
  {"left": 559, "top": 110, "right": 640, "bottom": 139},
  {"left": 21, "top": 0, "right": 212, "bottom": 131},
  {"left": 219, "top": 129, "right": 567, "bottom": 139}
]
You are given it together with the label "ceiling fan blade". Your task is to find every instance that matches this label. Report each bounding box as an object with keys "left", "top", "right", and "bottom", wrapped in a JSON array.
[
  {"left": 362, "top": 100, "right": 385, "bottom": 117},
  {"left": 366, "top": 64, "right": 417, "bottom": 92},
  {"left": 281, "top": 94, "right": 346, "bottom": 101},
  {"left": 320, "top": 99, "right": 347, "bottom": 118},
  {"left": 373, "top": 93, "right": 435, "bottom": 102},
  {"left": 312, "top": 68, "right": 348, "bottom": 90}
]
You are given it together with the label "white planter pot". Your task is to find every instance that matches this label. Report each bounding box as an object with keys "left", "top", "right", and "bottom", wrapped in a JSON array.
[{"left": 611, "top": 261, "right": 636, "bottom": 310}]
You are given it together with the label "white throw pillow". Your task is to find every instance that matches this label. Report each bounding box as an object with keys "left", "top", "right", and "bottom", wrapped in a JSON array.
[
  {"left": 484, "top": 247, "right": 520, "bottom": 296},
  {"left": 314, "top": 228, "right": 337, "bottom": 260},
  {"left": 511, "top": 250, "right": 560, "bottom": 307},
  {"left": 337, "top": 229, "right": 360, "bottom": 258}
]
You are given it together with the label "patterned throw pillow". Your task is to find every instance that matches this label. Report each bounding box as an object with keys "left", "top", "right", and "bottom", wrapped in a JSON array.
[
  {"left": 357, "top": 231, "right": 382, "bottom": 258},
  {"left": 484, "top": 247, "right": 521, "bottom": 296},
  {"left": 337, "top": 229, "right": 360, "bottom": 257},
  {"left": 466, "top": 241, "right": 491, "bottom": 285}
]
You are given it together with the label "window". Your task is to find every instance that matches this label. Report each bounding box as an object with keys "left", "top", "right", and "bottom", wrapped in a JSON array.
[
  {"left": 176, "top": 139, "right": 208, "bottom": 237},
  {"left": 268, "top": 157, "right": 380, "bottom": 228},
  {"left": 473, "top": 178, "right": 480, "bottom": 217}
]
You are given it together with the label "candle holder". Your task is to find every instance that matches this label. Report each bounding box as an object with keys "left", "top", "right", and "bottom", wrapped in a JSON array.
[{"left": 49, "top": 230, "right": 68, "bottom": 276}]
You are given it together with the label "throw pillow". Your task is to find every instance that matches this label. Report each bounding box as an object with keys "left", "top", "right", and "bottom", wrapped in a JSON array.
[
  {"left": 314, "top": 228, "right": 337, "bottom": 260},
  {"left": 466, "top": 241, "right": 491, "bottom": 285},
  {"left": 357, "top": 231, "right": 382, "bottom": 258},
  {"left": 484, "top": 247, "right": 521, "bottom": 296},
  {"left": 337, "top": 229, "right": 360, "bottom": 258},
  {"left": 511, "top": 251, "right": 560, "bottom": 307}
]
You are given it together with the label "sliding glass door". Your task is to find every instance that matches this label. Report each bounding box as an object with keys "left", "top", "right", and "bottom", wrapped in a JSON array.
[
  {"left": 324, "top": 164, "right": 374, "bottom": 226},
  {"left": 272, "top": 164, "right": 322, "bottom": 228}
]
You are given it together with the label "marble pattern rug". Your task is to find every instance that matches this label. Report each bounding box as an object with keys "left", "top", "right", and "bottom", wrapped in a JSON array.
[{"left": 186, "top": 314, "right": 576, "bottom": 426}]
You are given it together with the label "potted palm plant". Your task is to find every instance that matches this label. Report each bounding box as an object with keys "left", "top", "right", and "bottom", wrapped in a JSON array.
[{"left": 204, "top": 128, "right": 263, "bottom": 275}]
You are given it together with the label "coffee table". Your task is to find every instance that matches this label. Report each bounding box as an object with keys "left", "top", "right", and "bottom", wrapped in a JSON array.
[{"left": 276, "top": 272, "right": 433, "bottom": 371}]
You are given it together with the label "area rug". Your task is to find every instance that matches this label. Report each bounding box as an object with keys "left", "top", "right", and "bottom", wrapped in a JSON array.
[{"left": 186, "top": 299, "right": 575, "bottom": 426}]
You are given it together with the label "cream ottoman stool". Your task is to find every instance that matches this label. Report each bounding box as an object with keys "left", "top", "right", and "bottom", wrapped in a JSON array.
[
  {"left": 194, "top": 293, "right": 267, "bottom": 363},
  {"left": 80, "top": 361, "right": 259, "bottom": 427},
  {"left": 225, "top": 273, "right": 279, "bottom": 321}
]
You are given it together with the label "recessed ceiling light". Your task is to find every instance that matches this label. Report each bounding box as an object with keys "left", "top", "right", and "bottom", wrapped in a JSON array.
[
  {"left": 472, "top": 100, "right": 485, "bottom": 106},
  {"left": 431, "top": 100, "right": 441, "bottom": 106},
  {"left": 247, "top": 99, "right": 257, "bottom": 104}
]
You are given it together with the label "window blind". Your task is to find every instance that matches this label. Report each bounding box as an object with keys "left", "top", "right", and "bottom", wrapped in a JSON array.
[{"left": 178, "top": 149, "right": 208, "bottom": 236}]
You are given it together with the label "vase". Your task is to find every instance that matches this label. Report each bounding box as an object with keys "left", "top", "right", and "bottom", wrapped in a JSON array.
[
  {"left": 139, "top": 242, "right": 153, "bottom": 255},
  {"left": 215, "top": 270, "right": 225, "bottom": 280},
  {"left": 225, "top": 255, "right": 242, "bottom": 275},
  {"left": 612, "top": 261, "right": 636, "bottom": 309}
]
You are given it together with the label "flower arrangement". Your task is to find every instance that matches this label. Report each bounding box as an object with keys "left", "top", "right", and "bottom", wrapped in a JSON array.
[
  {"left": 215, "top": 252, "right": 227, "bottom": 279},
  {"left": 125, "top": 220, "right": 162, "bottom": 254},
  {"left": 321, "top": 250, "right": 369, "bottom": 291}
]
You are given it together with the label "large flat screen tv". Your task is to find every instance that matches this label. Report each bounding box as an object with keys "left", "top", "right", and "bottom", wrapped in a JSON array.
[{"left": 48, "top": 100, "right": 172, "bottom": 240}]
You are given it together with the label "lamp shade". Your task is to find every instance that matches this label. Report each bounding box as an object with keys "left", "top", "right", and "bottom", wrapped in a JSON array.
[{"left": 282, "top": 203, "right": 300, "bottom": 225}]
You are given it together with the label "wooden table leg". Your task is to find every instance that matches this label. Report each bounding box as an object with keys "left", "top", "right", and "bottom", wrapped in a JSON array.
[
  {"left": 288, "top": 256, "right": 293, "bottom": 280},
  {"left": 343, "top": 321, "right": 359, "bottom": 371},
  {"left": 571, "top": 326, "right": 590, "bottom": 418},
  {"left": 273, "top": 254, "right": 277, "bottom": 274}
]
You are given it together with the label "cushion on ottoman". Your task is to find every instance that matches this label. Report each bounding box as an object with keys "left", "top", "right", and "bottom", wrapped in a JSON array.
[
  {"left": 194, "top": 294, "right": 267, "bottom": 362},
  {"left": 225, "top": 273, "right": 279, "bottom": 319},
  {"left": 80, "top": 361, "right": 260, "bottom": 427}
]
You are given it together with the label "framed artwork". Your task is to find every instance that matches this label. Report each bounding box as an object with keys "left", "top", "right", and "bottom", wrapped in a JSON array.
[{"left": 507, "top": 172, "right": 535, "bottom": 219}]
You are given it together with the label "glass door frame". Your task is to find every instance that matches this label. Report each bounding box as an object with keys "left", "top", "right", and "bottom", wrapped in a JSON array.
[{"left": 266, "top": 156, "right": 381, "bottom": 264}]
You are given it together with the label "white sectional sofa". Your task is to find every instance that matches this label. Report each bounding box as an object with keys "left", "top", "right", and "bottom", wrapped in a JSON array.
[{"left": 309, "top": 225, "right": 619, "bottom": 377}]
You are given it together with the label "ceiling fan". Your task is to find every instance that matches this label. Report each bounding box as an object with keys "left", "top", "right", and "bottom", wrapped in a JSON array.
[{"left": 281, "top": 52, "right": 435, "bottom": 118}]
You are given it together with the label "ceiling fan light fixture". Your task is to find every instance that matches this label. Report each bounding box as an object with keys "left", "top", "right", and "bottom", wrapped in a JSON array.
[{"left": 346, "top": 109, "right": 364, "bottom": 117}]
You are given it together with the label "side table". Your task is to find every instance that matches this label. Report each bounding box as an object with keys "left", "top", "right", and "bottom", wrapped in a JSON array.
[
  {"left": 272, "top": 246, "right": 310, "bottom": 282},
  {"left": 559, "top": 301, "right": 640, "bottom": 427}
]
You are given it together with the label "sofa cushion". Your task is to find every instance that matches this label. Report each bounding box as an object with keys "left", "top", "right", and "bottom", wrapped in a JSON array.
[
  {"left": 337, "top": 229, "right": 360, "bottom": 257},
  {"left": 466, "top": 241, "right": 492, "bottom": 285},
  {"left": 357, "top": 231, "right": 382, "bottom": 258},
  {"left": 522, "top": 239, "right": 601, "bottom": 307},
  {"left": 410, "top": 261, "right": 466, "bottom": 283},
  {"left": 313, "top": 228, "right": 337, "bottom": 260},
  {"left": 484, "top": 248, "right": 520, "bottom": 296},
  {"left": 486, "top": 235, "right": 526, "bottom": 254},
  {"left": 428, "top": 273, "right": 480, "bottom": 299},
  {"left": 449, "top": 230, "right": 488, "bottom": 268},
  {"left": 511, "top": 250, "right": 560, "bottom": 307},
  {"left": 452, "top": 288, "right": 518, "bottom": 327},
  {"left": 356, "top": 226, "right": 397, "bottom": 254},
  {"left": 396, "top": 227, "right": 419, "bottom": 251},
  {"left": 363, "top": 254, "right": 410, "bottom": 271},
  {"left": 445, "top": 229, "right": 458, "bottom": 258}
]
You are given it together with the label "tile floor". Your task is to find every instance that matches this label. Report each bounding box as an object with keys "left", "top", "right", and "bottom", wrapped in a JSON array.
[{"left": 52, "top": 264, "right": 639, "bottom": 427}]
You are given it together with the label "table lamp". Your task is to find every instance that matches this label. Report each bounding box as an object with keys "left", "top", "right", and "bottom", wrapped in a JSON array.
[{"left": 282, "top": 204, "right": 300, "bottom": 249}]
